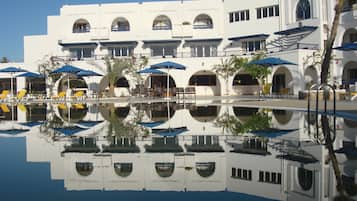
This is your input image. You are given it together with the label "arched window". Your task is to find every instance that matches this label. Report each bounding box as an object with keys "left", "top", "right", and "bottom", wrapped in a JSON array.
[
  {"left": 153, "top": 15, "right": 172, "bottom": 30},
  {"left": 193, "top": 14, "right": 213, "bottom": 29},
  {"left": 116, "top": 77, "right": 130, "bottom": 88},
  {"left": 76, "top": 162, "right": 93, "bottom": 177},
  {"left": 155, "top": 163, "right": 174, "bottom": 178},
  {"left": 296, "top": 0, "right": 311, "bottom": 21},
  {"left": 114, "top": 163, "right": 133, "bottom": 177},
  {"left": 73, "top": 19, "right": 91, "bottom": 33},
  {"left": 196, "top": 162, "right": 215, "bottom": 178},
  {"left": 112, "top": 17, "right": 130, "bottom": 32}
]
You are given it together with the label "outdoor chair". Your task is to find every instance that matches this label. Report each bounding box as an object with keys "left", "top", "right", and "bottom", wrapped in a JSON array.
[
  {"left": 16, "top": 89, "right": 27, "bottom": 101},
  {"left": 72, "top": 91, "right": 85, "bottom": 101},
  {"left": 0, "top": 90, "right": 9, "bottom": 102},
  {"left": 0, "top": 104, "right": 10, "bottom": 113}
]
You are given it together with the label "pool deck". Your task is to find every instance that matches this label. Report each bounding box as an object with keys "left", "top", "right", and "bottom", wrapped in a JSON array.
[{"left": 14, "top": 95, "right": 356, "bottom": 112}]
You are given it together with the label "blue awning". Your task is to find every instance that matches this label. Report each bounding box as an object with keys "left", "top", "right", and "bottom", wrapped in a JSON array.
[
  {"left": 251, "top": 128, "right": 298, "bottom": 138},
  {"left": 185, "top": 38, "right": 222, "bottom": 43},
  {"left": 228, "top": 34, "right": 269, "bottom": 41},
  {"left": 274, "top": 26, "right": 318, "bottom": 35},
  {"left": 58, "top": 41, "right": 98, "bottom": 47},
  {"left": 0, "top": 67, "right": 27, "bottom": 73},
  {"left": 152, "top": 127, "right": 188, "bottom": 137},
  {"left": 16, "top": 72, "right": 44, "bottom": 78},
  {"left": 143, "top": 39, "right": 181, "bottom": 44},
  {"left": 100, "top": 41, "right": 138, "bottom": 46},
  {"left": 50, "top": 65, "right": 84, "bottom": 74},
  {"left": 137, "top": 121, "right": 165, "bottom": 128},
  {"left": 333, "top": 43, "right": 357, "bottom": 51}
]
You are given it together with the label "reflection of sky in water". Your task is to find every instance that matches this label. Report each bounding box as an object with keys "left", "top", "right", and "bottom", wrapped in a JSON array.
[{"left": 0, "top": 103, "right": 356, "bottom": 201}]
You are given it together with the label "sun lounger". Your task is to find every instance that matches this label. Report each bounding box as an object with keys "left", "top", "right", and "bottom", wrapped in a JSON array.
[
  {"left": 0, "top": 90, "right": 9, "bottom": 102},
  {"left": 16, "top": 89, "right": 27, "bottom": 101}
]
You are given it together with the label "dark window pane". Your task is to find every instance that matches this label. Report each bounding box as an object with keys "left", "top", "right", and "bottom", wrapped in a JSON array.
[{"left": 257, "top": 8, "right": 262, "bottom": 19}]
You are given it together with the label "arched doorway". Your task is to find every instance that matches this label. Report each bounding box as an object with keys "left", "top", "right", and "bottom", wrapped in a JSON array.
[
  {"left": 98, "top": 76, "right": 130, "bottom": 97},
  {"left": 155, "top": 163, "right": 175, "bottom": 178},
  {"left": 273, "top": 110, "right": 293, "bottom": 125},
  {"left": 58, "top": 75, "right": 88, "bottom": 96},
  {"left": 304, "top": 66, "right": 318, "bottom": 89},
  {"left": 342, "top": 61, "right": 357, "bottom": 88},
  {"left": 342, "top": 28, "right": 357, "bottom": 44},
  {"left": 232, "top": 72, "right": 259, "bottom": 95},
  {"left": 189, "top": 106, "right": 220, "bottom": 122},
  {"left": 188, "top": 71, "right": 221, "bottom": 96},
  {"left": 272, "top": 67, "right": 293, "bottom": 94},
  {"left": 149, "top": 75, "right": 177, "bottom": 97}
]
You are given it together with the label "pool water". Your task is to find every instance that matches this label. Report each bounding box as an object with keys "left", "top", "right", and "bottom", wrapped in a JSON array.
[{"left": 0, "top": 102, "right": 356, "bottom": 201}]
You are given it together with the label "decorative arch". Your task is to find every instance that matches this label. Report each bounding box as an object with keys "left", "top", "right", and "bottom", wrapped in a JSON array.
[
  {"left": 155, "top": 163, "right": 175, "bottom": 178},
  {"left": 73, "top": 19, "right": 91, "bottom": 33},
  {"left": 342, "top": 61, "right": 357, "bottom": 87},
  {"left": 76, "top": 162, "right": 94, "bottom": 177},
  {"left": 232, "top": 72, "right": 259, "bottom": 95},
  {"left": 196, "top": 162, "right": 215, "bottom": 178},
  {"left": 58, "top": 75, "right": 88, "bottom": 94},
  {"left": 272, "top": 66, "right": 294, "bottom": 95},
  {"left": 188, "top": 70, "right": 221, "bottom": 96},
  {"left": 114, "top": 163, "right": 133, "bottom": 177},
  {"left": 273, "top": 110, "right": 293, "bottom": 125},
  {"left": 233, "top": 107, "right": 259, "bottom": 123},
  {"left": 58, "top": 104, "right": 88, "bottom": 123},
  {"left": 153, "top": 15, "right": 172, "bottom": 30},
  {"left": 304, "top": 66, "right": 318, "bottom": 89},
  {"left": 115, "top": 77, "right": 130, "bottom": 88},
  {"left": 193, "top": 14, "right": 213, "bottom": 29},
  {"left": 342, "top": 28, "right": 357, "bottom": 45},
  {"left": 189, "top": 106, "right": 220, "bottom": 122},
  {"left": 298, "top": 168, "right": 313, "bottom": 191},
  {"left": 111, "top": 17, "right": 130, "bottom": 32},
  {"left": 296, "top": 0, "right": 311, "bottom": 21}
]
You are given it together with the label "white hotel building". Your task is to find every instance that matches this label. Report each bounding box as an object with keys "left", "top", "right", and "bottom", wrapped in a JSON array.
[{"left": 2, "top": 0, "right": 355, "bottom": 97}]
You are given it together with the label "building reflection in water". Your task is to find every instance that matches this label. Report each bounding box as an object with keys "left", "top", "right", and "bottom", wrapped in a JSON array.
[{"left": 1, "top": 102, "right": 356, "bottom": 200}]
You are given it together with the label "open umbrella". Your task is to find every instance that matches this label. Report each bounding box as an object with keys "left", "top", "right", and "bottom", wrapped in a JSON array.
[
  {"left": 137, "top": 121, "right": 165, "bottom": 128},
  {"left": 50, "top": 65, "right": 84, "bottom": 95},
  {"left": 54, "top": 126, "right": 88, "bottom": 136},
  {"left": 248, "top": 57, "right": 297, "bottom": 67},
  {"left": 251, "top": 128, "right": 298, "bottom": 138},
  {"left": 150, "top": 61, "right": 186, "bottom": 98},
  {"left": 0, "top": 67, "right": 28, "bottom": 99},
  {"left": 16, "top": 72, "right": 44, "bottom": 94},
  {"left": 76, "top": 70, "right": 103, "bottom": 77}
]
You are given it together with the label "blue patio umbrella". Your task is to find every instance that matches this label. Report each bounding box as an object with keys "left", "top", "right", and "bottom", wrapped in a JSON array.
[
  {"left": 137, "top": 121, "right": 165, "bottom": 128},
  {"left": 0, "top": 129, "right": 30, "bottom": 135},
  {"left": 77, "top": 120, "right": 103, "bottom": 127},
  {"left": 50, "top": 65, "right": 84, "bottom": 92},
  {"left": 251, "top": 128, "right": 298, "bottom": 138},
  {"left": 150, "top": 61, "right": 186, "bottom": 98},
  {"left": 137, "top": 68, "right": 164, "bottom": 74},
  {"left": 333, "top": 43, "right": 357, "bottom": 51},
  {"left": 76, "top": 70, "right": 103, "bottom": 77},
  {"left": 0, "top": 67, "right": 28, "bottom": 98},
  {"left": 54, "top": 126, "right": 88, "bottom": 136},
  {"left": 248, "top": 57, "right": 297, "bottom": 67},
  {"left": 152, "top": 126, "right": 188, "bottom": 137},
  {"left": 19, "top": 121, "right": 44, "bottom": 127},
  {"left": 16, "top": 72, "right": 44, "bottom": 93}
]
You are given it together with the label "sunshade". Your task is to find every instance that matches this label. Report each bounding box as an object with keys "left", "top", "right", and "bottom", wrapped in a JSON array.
[
  {"left": 76, "top": 70, "right": 103, "bottom": 77},
  {"left": 54, "top": 126, "right": 88, "bottom": 136},
  {"left": 137, "top": 68, "right": 164, "bottom": 74},
  {"left": 248, "top": 57, "right": 297, "bottom": 67},
  {"left": 152, "top": 126, "right": 188, "bottom": 137},
  {"left": 137, "top": 121, "right": 165, "bottom": 128},
  {"left": 251, "top": 128, "right": 298, "bottom": 138},
  {"left": 0, "top": 67, "right": 28, "bottom": 99}
]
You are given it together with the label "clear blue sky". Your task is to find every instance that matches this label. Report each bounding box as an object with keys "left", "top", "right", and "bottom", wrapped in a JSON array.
[{"left": 0, "top": 0, "right": 171, "bottom": 62}]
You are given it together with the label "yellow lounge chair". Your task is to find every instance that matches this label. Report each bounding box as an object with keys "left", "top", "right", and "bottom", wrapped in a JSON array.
[
  {"left": 52, "top": 91, "right": 66, "bottom": 100},
  {"left": 18, "top": 104, "right": 27, "bottom": 112},
  {"left": 58, "top": 103, "right": 67, "bottom": 110},
  {"left": 73, "top": 103, "right": 85, "bottom": 109},
  {"left": 0, "top": 104, "right": 10, "bottom": 113},
  {"left": 0, "top": 90, "right": 9, "bottom": 100},
  {"left": 17, "top": 89, "right": 27, "bottom": 100},
  {"left": 72, "top": 91, "right": 85, "bottom": 100}
]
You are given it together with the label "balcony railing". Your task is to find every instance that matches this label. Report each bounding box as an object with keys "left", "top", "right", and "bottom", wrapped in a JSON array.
[
  {"left": 193, "top": 24, "right": 213, "bottom": 29},
  {"left": 55, "top": 42, "right": 319, "bottom": 61}
]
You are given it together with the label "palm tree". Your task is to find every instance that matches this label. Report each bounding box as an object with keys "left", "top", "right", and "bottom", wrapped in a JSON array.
[{"left": 213, "top": 56, "right": 243, "bottom": 95}]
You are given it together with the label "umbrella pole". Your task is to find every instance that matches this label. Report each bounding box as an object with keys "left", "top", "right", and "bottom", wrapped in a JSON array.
[
  {"left": 67, "top": 73, "right": 70, "bottom": 97},
  {"left": 11, "top": 73, "right": 13, "bottom": 100},
  {"left": 167, "top": 69, "right": 170, "bottom": 98}
]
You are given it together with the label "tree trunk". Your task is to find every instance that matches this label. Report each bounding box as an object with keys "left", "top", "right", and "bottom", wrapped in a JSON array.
[
  {"left": 320, "top": 0, "right": 345, "bottom": 84},
  {"left": 109, "top": 84, "right": 115, "bottom": 97}
]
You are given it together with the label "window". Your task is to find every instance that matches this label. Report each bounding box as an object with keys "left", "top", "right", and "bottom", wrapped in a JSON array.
[
  {"left": 256, "top": 5, "right": 279, "bottom": 19},
  {"left": 109, "top": 46, "right": 133, "bottom": 57},
  {"left": 151, "top": 46, "right": 177, "bottom": 57},
  {"left": 296, "top": 0, "right": 311, "bottom": 21},
  {"left": 258, "top": 171, "right": 282, "bottom": 184},
  {"left": 189, "top": 75, "right": 217, "bottom": 86},
  {"left": 73, "top": 19, "right": 91, "bottom": 33},
  {"left": 153, "top": 15, "right": 172, "bottom": 30},
  {"left": 190, "top": 45, "right": 217, "bottom": 57},
  {"left": 193, "top": 14, "right": 213, "bottom": 29},
  {"left": 229, "top": 10, "right": 250, "bottom": 23},
  {"left": 69, "top": 48, "right": 94, "bottom": 60},
  {"left": 231, "top": 167, "right": 252, "bottom": 181},
  {"left": 242, "top": 40, "right": 266, "bottom": 52},
  {"left": 111, "top": 17, "right": 130, "bottom": 32}
]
